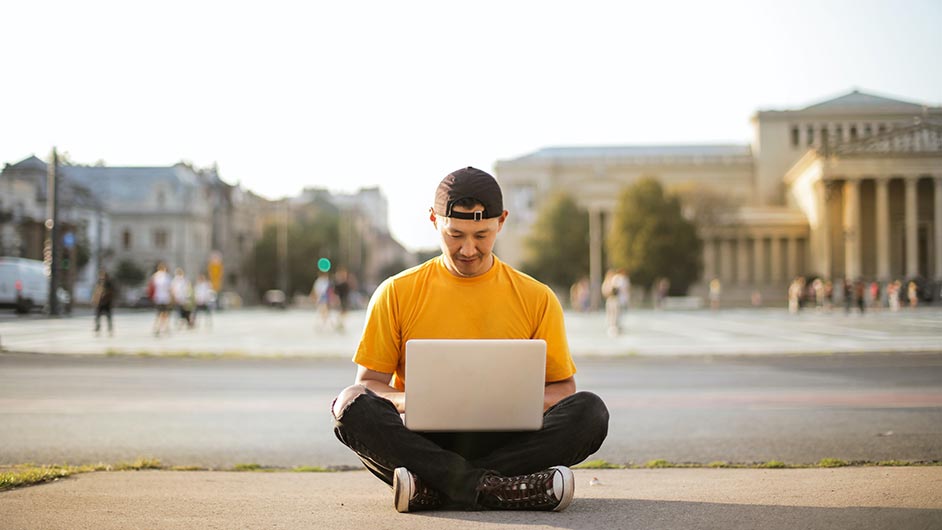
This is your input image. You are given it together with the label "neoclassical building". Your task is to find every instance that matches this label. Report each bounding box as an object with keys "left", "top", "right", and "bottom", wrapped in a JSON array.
[{"left": 494, "top": 90, "right": 942, "bottom": 304}]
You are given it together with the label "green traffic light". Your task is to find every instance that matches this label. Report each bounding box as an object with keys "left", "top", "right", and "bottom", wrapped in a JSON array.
[{"left": 317, "top": 258, "right": 331, "bottom": 272}]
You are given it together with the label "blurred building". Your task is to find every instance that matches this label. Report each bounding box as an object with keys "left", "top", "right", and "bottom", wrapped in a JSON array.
[
  {"left": 295, "top": 186, "right": 413, "bottom": 291},
  {"left": 0, "top": 157, "right": 261, "bottom": 303},
  {"left": 495, "top": 90, "right": 942, "bottom": 303}
]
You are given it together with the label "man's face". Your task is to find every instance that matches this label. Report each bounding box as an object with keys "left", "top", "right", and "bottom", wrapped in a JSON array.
[{"left": 431, "top": 205, "right": 508, "bottom": 278}]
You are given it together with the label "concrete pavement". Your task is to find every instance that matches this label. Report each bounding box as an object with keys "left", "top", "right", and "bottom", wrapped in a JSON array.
[
  {"left": 2, "top": 468, "right": 940, "bottom": 529},
  {"left": 2, "top": 306, "right": 941, "bottom": 357},
  {"left": 3, "top": 307, "right": 941, "bottom": 528}
]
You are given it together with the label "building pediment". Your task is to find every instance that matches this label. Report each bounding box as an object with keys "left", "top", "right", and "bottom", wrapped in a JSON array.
[{"left": 833, "top": 121, "right": 942, "bottom": 156}]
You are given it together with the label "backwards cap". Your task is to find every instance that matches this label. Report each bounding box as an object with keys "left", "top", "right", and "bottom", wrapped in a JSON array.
[{"left": 433, "top": 166, "right": 503, "bottom": 221}]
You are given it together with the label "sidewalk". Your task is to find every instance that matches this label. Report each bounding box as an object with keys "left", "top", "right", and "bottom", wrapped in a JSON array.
[
  {"left": 2, "top": 306, "right": 941, "bottom": 357},
  {"left": 2, "top": 468, "right": 940, "bottom": 529}
]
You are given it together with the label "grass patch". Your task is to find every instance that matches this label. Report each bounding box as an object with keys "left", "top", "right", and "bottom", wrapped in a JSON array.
[
  {"left": 573, "top": 459, "right": 624, "bottom": 470},
  {"left": 817, "top": 458, "right": 849, "bottom": 468},
  {"left": 113, "top": 458, "right": 162, "bottom": 471},
  {"left": 292, "top": 466, "right": 331, "bottom": 473},
  {"left": 757, "top": 460, "right": 787, "bottom": 469},
  {"left": 643, "top": 459, "right": 673, "bottom": 469},
  {"left": 708, "top": 461, "right": 730, "bottom": 468},
  {"left": 0, "top": 464, "right": 103, "bottom": 491},
  {"left": 170, "top": 465, "right": 207, "bottom": 471},
  {"left": 231, "top": 463, "right": 275, "bottom": 472}
]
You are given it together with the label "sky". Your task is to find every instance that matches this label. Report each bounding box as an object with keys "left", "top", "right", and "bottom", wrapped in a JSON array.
[{"left": 2, "top": 0, "right": 940, "bottom": 252}]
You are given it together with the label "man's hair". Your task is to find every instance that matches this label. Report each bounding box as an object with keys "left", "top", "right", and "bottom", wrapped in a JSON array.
[{"left": 450, "top": 197, "right": 484, "bottom": 210}]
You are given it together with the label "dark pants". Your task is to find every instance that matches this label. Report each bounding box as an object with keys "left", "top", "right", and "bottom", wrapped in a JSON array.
[
  {"left": 332, "top": 389, "right": 609, "bottom": 508},
  {"left": 94, "top": 305, "right": 112, "bottom": 332}
]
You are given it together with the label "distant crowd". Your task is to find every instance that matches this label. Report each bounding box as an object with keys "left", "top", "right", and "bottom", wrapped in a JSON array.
[{"left": 787, "top": 277, "right": 937, "bottom": 314}]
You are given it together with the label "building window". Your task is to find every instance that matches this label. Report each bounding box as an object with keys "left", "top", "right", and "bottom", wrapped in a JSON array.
[
  {"left": 122, "top": 229, "right": 132, "bottom": 250},
  {"left": 791, "top": 126, "right": 799, "bottom": 147},
  {"left": 154, "top": 229, "right": 169, "bottom": 249},
  {"left": 850, "top": 125, "right": 858, "bottom": 141},
  {"left": 835, "top": 125, "right": 843, "bottom": 142},
  {"left": 878, "top": 123, "right": 887, "bottom": 134},
  {"left": 807, "top": 126, "right": 814, "bottom": 146},
  {"left": 157, "top": 191, "right": 166, "bottom": 208},
  {"left": 864, "top": 123, "right": 872, "bottom": 137}
]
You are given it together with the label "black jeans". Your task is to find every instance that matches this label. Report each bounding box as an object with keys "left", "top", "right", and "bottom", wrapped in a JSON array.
[
  {"left": 94, "top": 305, "right": 113, "bottom": 332},
  {"left": 332, "top": 389, "right": 609, "bottom": 508}
]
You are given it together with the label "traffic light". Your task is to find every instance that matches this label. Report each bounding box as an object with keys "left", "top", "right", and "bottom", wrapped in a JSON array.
[{"left": 317, "top": 258, "right": 331, "bottom": 273}]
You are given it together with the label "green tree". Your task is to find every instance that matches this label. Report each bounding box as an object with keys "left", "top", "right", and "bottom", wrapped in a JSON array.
[
  {"left": 113, "top": 259, "right": 146, "bottom": 286},
  {"left": 607, "top": 178, "right": 702, "bottom": 295},
  {"left": 243, "top": 202, "right": 342, "bottom": 301},
  {"left": 520, "top": 192, "right": 589, "bottom": 290}
]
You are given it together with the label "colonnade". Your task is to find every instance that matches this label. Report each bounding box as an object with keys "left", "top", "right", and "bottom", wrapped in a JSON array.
[
  {"left": 835, "top": 175, "right": 942, "bottom": 281},
  {"left": 701, "top": 234, "right": 806, "bottom": 286}
]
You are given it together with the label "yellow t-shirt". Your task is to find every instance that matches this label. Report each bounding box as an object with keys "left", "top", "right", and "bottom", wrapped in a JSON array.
[{"left": 353, "top": 255, "right": 576, "bottom": 391}]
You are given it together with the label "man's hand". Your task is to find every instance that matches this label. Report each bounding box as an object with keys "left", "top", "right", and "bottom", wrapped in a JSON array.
[
  {"left": 544, "top": 376, "right": 576, "bottom": 411},
  {"left": 355, "top": 365, "right": 405, "bottom": 413}
]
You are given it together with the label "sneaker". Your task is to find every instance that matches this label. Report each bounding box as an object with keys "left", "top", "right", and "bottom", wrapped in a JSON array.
[
  {"left": 393, "top": 467, "right": 443, "bottom": 513},
  {"left": 476, "top": 465, "right": 574, "bottom": 511}
]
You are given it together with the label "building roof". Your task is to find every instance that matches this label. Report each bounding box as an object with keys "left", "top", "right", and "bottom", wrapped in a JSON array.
[
  {"left": 757, "top": 89, "right": 939, "bottom": 118},
  {"left": 801, "top": 90, "right": 928, "bottom": 113},
  {"left": 504, "top": 144, "right": 752, "bottom": 163}
]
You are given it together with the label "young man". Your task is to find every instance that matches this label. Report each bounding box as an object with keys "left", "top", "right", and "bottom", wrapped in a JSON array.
[{"left": 331, "top": 167, "right": 609, "bottom": 513}]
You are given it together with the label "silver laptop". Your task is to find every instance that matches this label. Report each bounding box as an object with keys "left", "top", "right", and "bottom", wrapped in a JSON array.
[{"left": 404, "top": 339, "right": 547, "bottom": 432}]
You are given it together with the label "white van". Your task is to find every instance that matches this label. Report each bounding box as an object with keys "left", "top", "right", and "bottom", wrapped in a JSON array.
[{"left": 0, "top": 257, "right": 49, "bottom": 313}]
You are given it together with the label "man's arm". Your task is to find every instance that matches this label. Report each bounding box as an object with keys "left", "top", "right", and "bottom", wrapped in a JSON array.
[
  {"left": 355, "top": 365, "right": 405, "bottom": 413},
  {"left": 544, "top": 376, "right": 576, "bottom": 411}
]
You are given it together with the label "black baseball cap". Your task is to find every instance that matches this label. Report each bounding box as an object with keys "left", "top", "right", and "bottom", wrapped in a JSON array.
[{"left": 433, "top": 167, "right": 504, "bottom": 221}]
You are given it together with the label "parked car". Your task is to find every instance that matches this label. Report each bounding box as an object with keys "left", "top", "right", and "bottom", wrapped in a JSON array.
[
  {"left": 0, "top": 257, "right": 49, "bottom": 314},
  {"left": 263, "top": 289, "right": 287, "bottom": 309}
]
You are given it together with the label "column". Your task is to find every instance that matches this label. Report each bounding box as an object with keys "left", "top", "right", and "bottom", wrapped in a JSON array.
[
  {"left": 875, "top": 177, "right": 891, "bottom": 281},
  {"left": 721, "top": 238, "right": 734, "bottom": 282},
  {"left": 737, "top": 237, "right": 750, "bottom": 285},
  {"left": 843, "top": 179, "right": 861, "bottom": 279},
  {"left": 813, "top": 180, "right": 831, "bottom": 278},
  {"left": 753, "top": 236, "right": 766, "bottom": 285},
  {"left": 770, "top": 235, "right": 783, "bottom": 282},
  {"left": 935, "top": 177, "right": 942, "bottom": 280},
  {"left": 588, "top": 207, "right": 602, "bottom": 311},
  {"left": 905, "top": 177, "right": 919, "bottom": 278},
  {"left": 702, "top": 238, "right": 716, "bottom": 283},
  {"left": 787, "top": 236, "right": 799, "bottom": 279}
]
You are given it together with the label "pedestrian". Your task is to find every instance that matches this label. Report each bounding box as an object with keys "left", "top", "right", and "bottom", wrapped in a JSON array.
[
  {"left": 709, "top": 278, "right": 722, "bottom": 311},
  {"left": 310, "top": 271, "right": 332, "bottom": 330},
  {"left": 854, "top": 279, "right": 866, "bottom": 314},
  {"left": 907, "top": 281, "right": 919, "bottom": 308},
  {"left": 330, "top": 166, "right": 609, "bottom": 513},
  {"left": 602, "top": 269, "right": 629, "bottom": 336},
  {"left": 888, "top": 280, "right": 901, "bottom": 312},
  {"left": 170, "top": 268, "right": 193, "bottom": 329},
  {"left": 193, "top": 273, "right": 215, "bottom": 329},
  {"left": 92, "top": 269, "right": 115, "bottom": 336},
  {"left": 332, "top": 268, "right": 354, "bottom": 332},
  {"left": 150, "top": 262, "right": 173, "bottom": 337}
]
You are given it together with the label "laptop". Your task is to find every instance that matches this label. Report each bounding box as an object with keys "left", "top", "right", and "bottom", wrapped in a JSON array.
[{"left": 403, "top": 339, "right": 547, "bottom": 432}]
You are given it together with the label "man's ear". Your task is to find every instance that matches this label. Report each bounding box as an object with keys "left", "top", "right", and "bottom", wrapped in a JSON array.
[
  {"left": 429, "top": 208, "right": 438, "bottom": 227},
  {"left": 497, "top": 210, "right": 509, "bottom": 231}
]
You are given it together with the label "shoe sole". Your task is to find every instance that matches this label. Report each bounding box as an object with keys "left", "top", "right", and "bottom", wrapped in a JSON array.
[
  {"left": 393, "top": 467, "right": 414, "bottom": 513},
  {"left": 550, "top": 466, "right": 575, "bottom": 512}
]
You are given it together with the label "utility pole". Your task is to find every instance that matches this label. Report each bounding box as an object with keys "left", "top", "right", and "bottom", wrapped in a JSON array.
[
  {"left": 278, "top": 200, "right": 289, "bottom": 294},
  {"left": 44, "top": 148, "right": 60, "bottom": 315}
]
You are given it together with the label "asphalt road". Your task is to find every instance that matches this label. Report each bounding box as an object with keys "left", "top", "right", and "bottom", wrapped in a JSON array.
[{"left": 1, "top": 352, "right": 940, "bottom": 468}]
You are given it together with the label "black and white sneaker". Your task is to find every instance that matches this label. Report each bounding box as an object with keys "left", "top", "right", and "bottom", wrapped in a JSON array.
[
  {"left": 476, "top": 465, "right": 574, "bottom": 511},
  {"left": 393, "top": 467, "right": 443, "bottom": 513}
]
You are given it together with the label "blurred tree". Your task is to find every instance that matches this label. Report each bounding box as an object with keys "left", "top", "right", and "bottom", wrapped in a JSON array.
[
  {"left": 244, "top": 200, "right": 341, "bottom": 301},
  {"left": 607, "top": 178, "right": 702, "bottom": 295},
  {"left": 520, "top": 192, "right": 589, "bottom": 290},
  {"left": 113, "top": 259, "right": 146, "bottom": 286}
]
